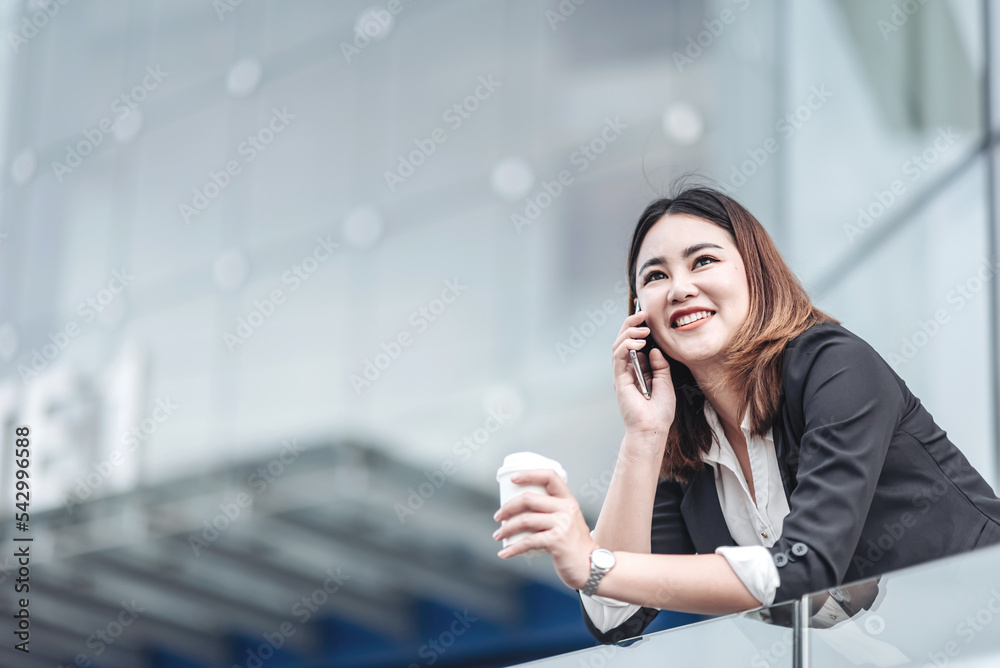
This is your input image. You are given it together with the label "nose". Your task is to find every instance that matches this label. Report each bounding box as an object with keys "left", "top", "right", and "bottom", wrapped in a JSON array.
[{"left": 668, "top": 271, "right": 698, "bottom": 303}]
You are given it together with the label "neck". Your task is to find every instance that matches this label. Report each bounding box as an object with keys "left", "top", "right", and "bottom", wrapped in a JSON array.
[{"left": 689, "top": 362, "right": 743, "bottom": 436}]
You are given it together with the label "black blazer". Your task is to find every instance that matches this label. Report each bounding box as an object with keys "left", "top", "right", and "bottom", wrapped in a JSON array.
[{"left": 582, "top": 321, "right": 1000, "bottom": 644}]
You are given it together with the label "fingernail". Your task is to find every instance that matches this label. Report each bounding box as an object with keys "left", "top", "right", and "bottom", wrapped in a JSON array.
[
  {"left": 492, "top": 529, "right": 500, "bottom": 539},
  {"left": 493, "top": 510, "right": 500, "bottom": 520},
  {"left": 511, "top": 475, "right": 522, "bottom": 483}
]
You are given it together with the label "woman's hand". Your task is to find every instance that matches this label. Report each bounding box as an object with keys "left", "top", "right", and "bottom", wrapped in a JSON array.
[
  {"left": 612, "top": 311, "right": 676, "bottom": 438},
  {"left": 493, "top": 469, "right": 599, "bottom": 591}
]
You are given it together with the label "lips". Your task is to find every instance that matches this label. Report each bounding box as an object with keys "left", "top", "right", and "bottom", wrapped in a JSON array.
[{"left": 671, "top": 308, "right": 716, "bottom": 328}]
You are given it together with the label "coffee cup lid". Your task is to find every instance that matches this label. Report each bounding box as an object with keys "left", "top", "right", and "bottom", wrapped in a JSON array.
[{"left": 496, "top": 451, "right": 567, "bottom": 481}]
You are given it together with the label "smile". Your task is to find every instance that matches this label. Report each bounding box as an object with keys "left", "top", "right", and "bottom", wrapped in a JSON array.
[{"left": 672, "top": 310, "right": 715, "bottom": 330}]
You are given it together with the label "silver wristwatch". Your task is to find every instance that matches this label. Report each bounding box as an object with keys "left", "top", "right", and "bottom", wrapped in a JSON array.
[{"left": 581, "top": 548, "right": 616, "bottom": 596}]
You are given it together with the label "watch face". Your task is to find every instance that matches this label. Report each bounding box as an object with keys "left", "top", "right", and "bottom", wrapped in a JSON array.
[{"left": 592, "top": 549, "right": 615, "bottom": 570}]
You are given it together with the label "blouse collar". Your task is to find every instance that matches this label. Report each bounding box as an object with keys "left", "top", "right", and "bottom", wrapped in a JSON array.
[{"left": 701, "top": 400, "right": 774, "bottom": 466}]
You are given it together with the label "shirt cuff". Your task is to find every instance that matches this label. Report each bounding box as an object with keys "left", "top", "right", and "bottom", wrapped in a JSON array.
[
  {"left": 809, "top": 594, "right": 850, "bottom": 629},
  {"left": 579, "top": 590, "right": 645, "bottom": 634},
  {"left": 715, "top": 545, "right": 780, "bottom": 606}
]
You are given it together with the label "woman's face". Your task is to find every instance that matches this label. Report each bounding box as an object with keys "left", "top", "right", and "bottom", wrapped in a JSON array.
[{"left": 634, "top": 213, "right": 751, "bottom": 372}]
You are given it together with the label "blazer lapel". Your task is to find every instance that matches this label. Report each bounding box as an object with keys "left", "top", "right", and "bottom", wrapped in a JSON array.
[{"left": 680, "top": 466, "right": 736, "bottom": 553}]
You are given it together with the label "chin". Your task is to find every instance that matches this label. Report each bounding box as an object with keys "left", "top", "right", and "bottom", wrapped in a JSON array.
[{"left": 668, "top": 342, "right": 723, "bottom": 365}]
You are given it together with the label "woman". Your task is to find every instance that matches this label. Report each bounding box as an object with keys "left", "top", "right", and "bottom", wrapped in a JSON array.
[{"left": 491, "top": 185, "right": 1000, "bottom": 645}]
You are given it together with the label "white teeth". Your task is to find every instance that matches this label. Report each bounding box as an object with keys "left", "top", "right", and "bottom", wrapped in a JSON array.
[{"left": 673, "top": 310, "right": 713, "bottom": 328}]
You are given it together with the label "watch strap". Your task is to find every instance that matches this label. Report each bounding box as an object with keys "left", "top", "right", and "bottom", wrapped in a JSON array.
[{"left": 581, "top": 549, "right": 614, "bottom": 596}]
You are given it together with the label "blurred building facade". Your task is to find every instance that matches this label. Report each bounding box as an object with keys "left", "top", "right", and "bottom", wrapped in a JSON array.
[{"left": 0, "top": 0, "right": 996, "bottom": 666}]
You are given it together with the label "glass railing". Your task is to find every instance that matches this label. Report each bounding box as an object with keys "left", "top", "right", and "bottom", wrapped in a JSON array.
[
  {"left": 510, "top": 601, "right": 798, "bottom": 667},
  {"left": 805, "top": 542, "right": 1000, "bottom": 667},
  {"left": 510, "top": 542, "right": 1000, "bottom": 667}
]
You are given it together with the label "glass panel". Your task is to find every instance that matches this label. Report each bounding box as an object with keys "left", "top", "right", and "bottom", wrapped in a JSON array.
[
  {"left": 990, "top": 0, "right": 1000, "bottom": 131},
  {"left": 510, "top": 604, "right": 798, "bottom": 668},
  {"left": 785, "top": 0, "right": 983, "bottom": 289},
  {"left": 806, "top": 543, "right": 1000, "bottom": 667},
  {"left": 813, "top": 157, "right": 996, "bottom": 492}
]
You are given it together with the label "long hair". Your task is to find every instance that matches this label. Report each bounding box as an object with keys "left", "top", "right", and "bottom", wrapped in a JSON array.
[{"left": 625, "top": 185, "right": 839, "bottom": 482}]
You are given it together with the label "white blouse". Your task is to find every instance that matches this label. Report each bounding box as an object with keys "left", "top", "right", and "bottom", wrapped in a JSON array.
[{"left": 580, "top": 401, "right": 785, "bottom": 634}]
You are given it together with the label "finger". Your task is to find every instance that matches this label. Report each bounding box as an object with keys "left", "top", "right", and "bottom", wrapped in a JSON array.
[
  {"left": 618, "top": 310, "right": 648, "bottom": 333},
  {"left": 647, "top": 348, "right": 681, "bottom": 413},
  {"left": 505, "top": 469, "right": 571, "bottom": 499},
  {"left": 612, "top": 340, "right": 649, "bottom": 380},
  {"left": 610, "top": 324, "right": 651, "bottom": 353},
  {"left": 498, "top": 532, "right": 546, "bottom": 559},
  {"left": 647, "top": 346, "right": 674, "bottom": 385},
  {"left": 611, "top": 312, "right": 650, "bottom": 351},
  {"left": 495, "top": 491, "right": 561, "bottom": 522},
  {"left": 493, "top": 512, "right": 560, "bottom": 541},
  {"left": 641, "top": 356, "right": 654, "bottom": 390},
  {"left": 613, "top": 343, "right": 650, "bottom": 395}
]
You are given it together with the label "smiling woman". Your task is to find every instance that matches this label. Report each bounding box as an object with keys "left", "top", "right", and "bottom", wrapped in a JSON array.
[
  {"left": 491, "top": 183, "right": 1000, "bottom": 646},
  {"left": 624, "top": 187, "right": 834, "bottom": 483}
]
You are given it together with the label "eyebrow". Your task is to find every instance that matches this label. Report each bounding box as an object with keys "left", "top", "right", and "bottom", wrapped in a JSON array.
[{"left": 637, "top": 242, "right": 724, "bottom": 276}]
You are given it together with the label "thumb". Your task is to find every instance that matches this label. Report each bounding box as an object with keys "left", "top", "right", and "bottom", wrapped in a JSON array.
[
  {"left": 647, "top": 347, "right": 673, "bottom": 389},
  {"left": 647, "top": 348, "right": 677, "bottom": 419},
  {"left": 647, "top": 345, "right": 670, "bottom": 371}
]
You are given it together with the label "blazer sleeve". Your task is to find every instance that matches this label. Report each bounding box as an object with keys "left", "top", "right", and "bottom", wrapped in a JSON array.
[
  {"left": 579, "top": 476, "right": 696, "bottom": 644},
  {"left": 767, "top": 327, "right": 905, "bottom": 602}
]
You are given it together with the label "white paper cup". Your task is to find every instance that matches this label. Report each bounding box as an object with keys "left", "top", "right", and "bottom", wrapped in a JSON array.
[{"left": 496, "top": 452, "right": 567, "bottom": 556}]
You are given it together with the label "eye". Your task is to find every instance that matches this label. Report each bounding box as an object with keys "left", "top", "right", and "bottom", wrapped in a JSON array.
[
  {"left": 694, "top": 255, "right": 718, "bottom": 269},
  {"left": 641, "top": 270, "right": 666, "bottom": 285}
]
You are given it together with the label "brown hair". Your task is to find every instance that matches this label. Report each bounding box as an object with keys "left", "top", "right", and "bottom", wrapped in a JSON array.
[{"left": 625, "top": 185, "right": 839, "bottom": 482}]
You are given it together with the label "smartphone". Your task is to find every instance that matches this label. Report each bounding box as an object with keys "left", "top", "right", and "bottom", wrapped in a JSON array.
[
  {"left": 631, "top": 299, "right": 652, "bottom": 399},
  {"left": 634, "top": 298, "right": 660, "bottom": 356}
]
